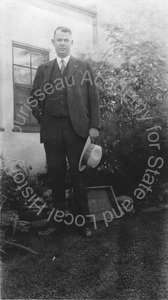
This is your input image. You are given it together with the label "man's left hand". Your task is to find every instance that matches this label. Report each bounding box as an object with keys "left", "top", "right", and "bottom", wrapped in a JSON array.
[{"left": 89, "top": 128, "right": 99, "bottom": 142}]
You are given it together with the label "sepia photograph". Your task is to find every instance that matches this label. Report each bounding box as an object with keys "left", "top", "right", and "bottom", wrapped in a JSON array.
[{"left": 0, "top": 0, "right": 168, "bottom": 299}]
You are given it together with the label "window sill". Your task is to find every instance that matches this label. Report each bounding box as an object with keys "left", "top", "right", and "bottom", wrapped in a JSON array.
[{"left": 12, "top": 126, "right": 40, "bottom": 133}]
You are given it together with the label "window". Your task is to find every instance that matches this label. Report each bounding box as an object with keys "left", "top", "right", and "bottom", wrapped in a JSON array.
[{"left": 13, "top": 43, "right": 49, "bottom": 131}]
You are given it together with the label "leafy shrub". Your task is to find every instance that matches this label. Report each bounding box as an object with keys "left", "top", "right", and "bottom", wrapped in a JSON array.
[{"left": 84, "top": 24, "right": 168, "bottom": 200}]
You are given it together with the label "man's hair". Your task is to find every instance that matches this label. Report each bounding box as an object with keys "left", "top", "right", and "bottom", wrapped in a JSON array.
[{"left": 54, "top": 27, "right": 72, "bottom": 38}]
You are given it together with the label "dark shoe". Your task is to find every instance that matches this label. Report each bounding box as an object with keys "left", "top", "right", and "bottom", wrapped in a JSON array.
[{"left": 83, "top": 227, "right": 93, "bottom": 238}]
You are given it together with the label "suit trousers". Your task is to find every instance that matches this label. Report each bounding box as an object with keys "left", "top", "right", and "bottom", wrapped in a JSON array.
[{"left": 41, "top": 114, "right": 89, "bottom": 227}]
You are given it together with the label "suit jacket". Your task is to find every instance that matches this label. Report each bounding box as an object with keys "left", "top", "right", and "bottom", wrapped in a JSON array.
[{"left": 30, "top": 56, "right": 100, "bottom": 142}]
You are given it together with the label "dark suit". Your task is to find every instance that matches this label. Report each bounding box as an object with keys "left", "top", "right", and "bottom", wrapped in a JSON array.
[
  {"left": 31, "top": 56, "right": 100, "bottom": 140},
  {"left": 30, "top": 56, "right": 100, "bottom": 226}
]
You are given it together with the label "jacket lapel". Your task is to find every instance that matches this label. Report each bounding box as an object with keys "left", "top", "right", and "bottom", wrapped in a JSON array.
[{"left": 66, "top": 56, "right": 79, "bottom": 81}]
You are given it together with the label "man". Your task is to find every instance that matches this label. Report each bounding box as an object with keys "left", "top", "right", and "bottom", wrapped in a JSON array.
[{"left": 30, "top": 27, "right": 100, "bottom": 237}]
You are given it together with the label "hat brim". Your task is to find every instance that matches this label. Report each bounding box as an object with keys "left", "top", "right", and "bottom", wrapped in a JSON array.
[{"left": 78, "top": 136, "right": 91, "bottom": 172}]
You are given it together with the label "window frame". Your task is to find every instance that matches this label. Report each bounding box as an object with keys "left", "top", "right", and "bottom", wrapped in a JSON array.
[{"left": 12, "top": 42, "right": 50, "bottom": 133}]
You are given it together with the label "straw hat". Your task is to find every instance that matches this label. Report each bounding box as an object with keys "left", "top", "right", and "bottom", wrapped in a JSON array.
[{"left": 79, "top": 136, "right": 102, "bottom": 171}]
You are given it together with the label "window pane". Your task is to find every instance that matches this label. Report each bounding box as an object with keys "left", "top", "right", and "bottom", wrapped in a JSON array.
[
  {"left": 15, "top": 103, "right": 29, "bottom": 125},
  {"left": 14, "top": 85, "right": 30, "bottom": 124},
  {"left": 14, "top": 85, "right": 31, "bottom": 104},
  {"left": 14, "top": 66, "right": 31, "bottom": 84},
  {"left": 32, "top": 69, "right": 37, "bottom": 83},
  {"left": 30, "top": 112, "right": 38, "bottom": 124},
  {"left": 14, "top": 85, "right": 38, "bottom": 125},
  {"left": 13, "top": 44, "right": 49, "bottom": 128},
  {"left": 14, "top": 47, "right": 30, "bottom": 67},
  {"left": 31, "top": 52, "right": 48, "bottom": 68}
]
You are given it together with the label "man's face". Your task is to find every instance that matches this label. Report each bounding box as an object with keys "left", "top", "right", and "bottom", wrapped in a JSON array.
[{"left": 52, "top": 30, "right": 73, "bottom": 58}]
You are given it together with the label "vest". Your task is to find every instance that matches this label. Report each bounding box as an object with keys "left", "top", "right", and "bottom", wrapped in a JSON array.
[{"left": 44, "top": 59, "right": 69, "bottom": 117}]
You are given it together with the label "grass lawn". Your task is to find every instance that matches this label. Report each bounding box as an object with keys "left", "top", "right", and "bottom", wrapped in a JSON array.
[{"left": 1, "top": 211, "right": 168, "bottom": 300}]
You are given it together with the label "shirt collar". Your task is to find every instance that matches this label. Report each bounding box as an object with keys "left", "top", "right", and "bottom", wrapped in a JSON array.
[{"left": 56, "top": 55, "right": 70, "bottom": 66}]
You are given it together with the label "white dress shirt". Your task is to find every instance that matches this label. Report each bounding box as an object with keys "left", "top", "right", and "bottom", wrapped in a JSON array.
[{"left": 56, "top": 55, "right": 70, "bottom": 70}]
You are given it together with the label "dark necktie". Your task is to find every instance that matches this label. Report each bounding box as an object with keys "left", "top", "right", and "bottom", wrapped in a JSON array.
[{"left": 60, "top": 59, "right": 66, "bottom": 74}]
